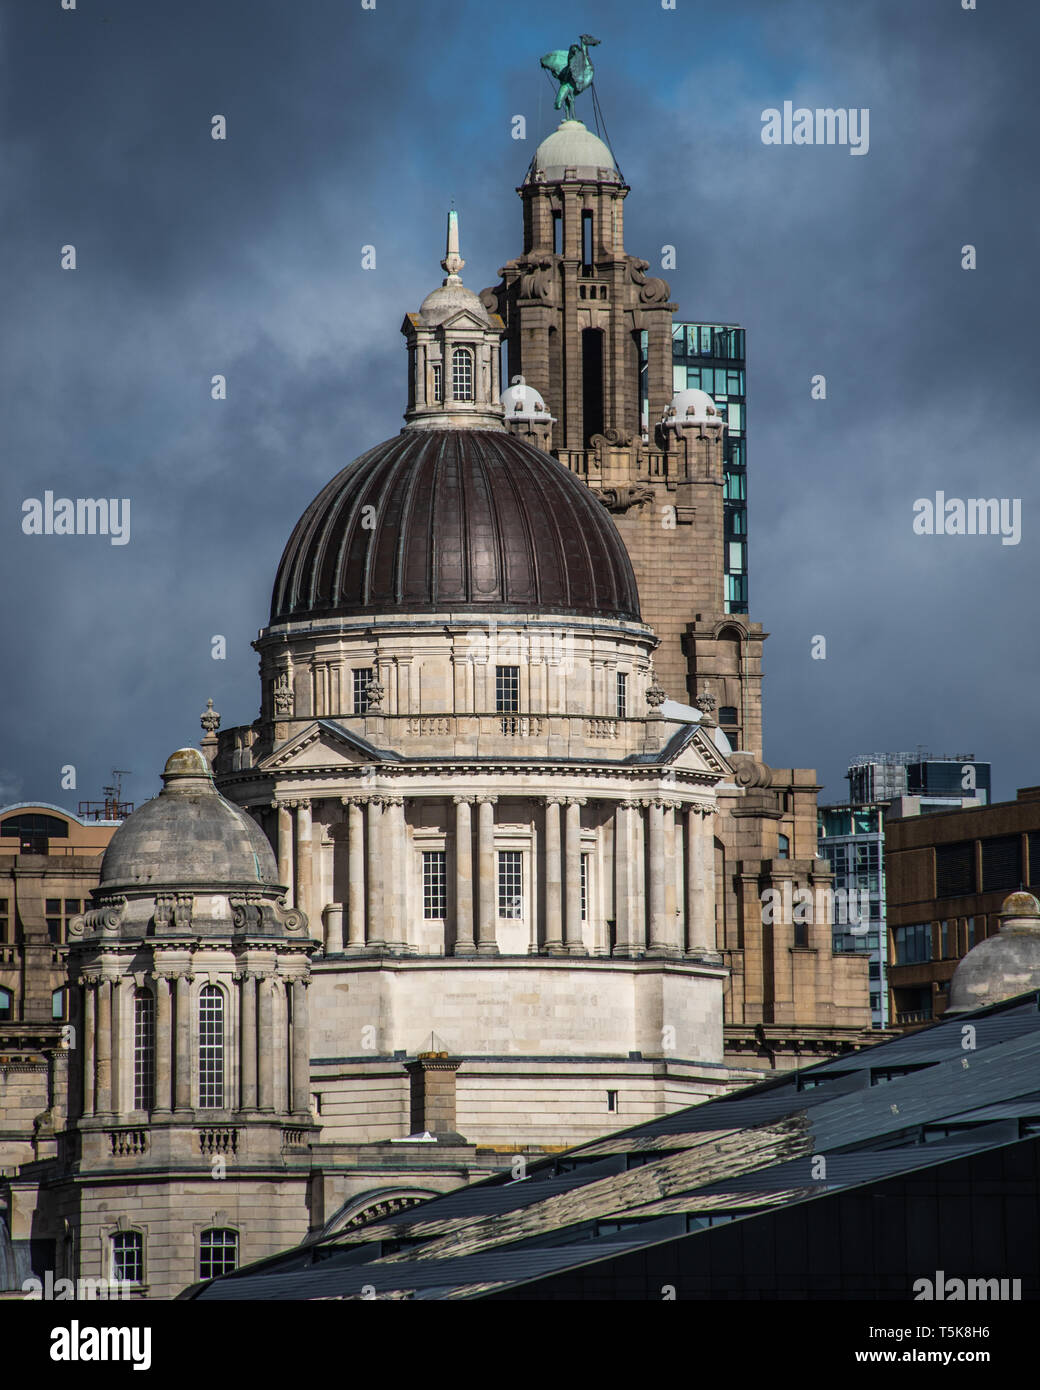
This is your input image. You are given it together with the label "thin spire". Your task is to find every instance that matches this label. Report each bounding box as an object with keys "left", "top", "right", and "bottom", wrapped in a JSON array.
[{"left": 440, "top": 206, "right": 465, "bottom": 281}]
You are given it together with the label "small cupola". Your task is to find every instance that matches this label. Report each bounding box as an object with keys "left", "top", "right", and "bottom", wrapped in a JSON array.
[{"left": 401, "top": 209, "right": 507, "bottom": 431}]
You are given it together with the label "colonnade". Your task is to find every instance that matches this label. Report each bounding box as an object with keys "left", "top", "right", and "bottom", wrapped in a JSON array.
[
  {"left": 270, "top": 792, "right": 718, "bottom": 959},
  {"left": 78, "top": 969, "right": 310, "bottom": 1118}
]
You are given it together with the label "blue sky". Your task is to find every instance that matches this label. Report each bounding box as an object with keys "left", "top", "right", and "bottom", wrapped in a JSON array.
[{"left": 2, "top": 0, "right": 1037, "bottom": 811}]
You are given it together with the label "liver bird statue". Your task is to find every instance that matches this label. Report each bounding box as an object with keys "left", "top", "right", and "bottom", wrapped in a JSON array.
[{"left": 540, "top": 35, "right": 600, "bottom": 121}]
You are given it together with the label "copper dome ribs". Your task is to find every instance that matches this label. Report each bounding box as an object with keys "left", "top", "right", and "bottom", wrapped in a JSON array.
[{"left": 268, "top": 430, "right": 641, "bottom": 624}]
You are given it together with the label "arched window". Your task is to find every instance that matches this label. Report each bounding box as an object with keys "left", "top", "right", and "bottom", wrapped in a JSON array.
[
  {"left": 133, "top": 988, "right": 155, "bottom": 1110},
  {"left": 198, "top": 985, "right": 225, "bottom": 1109},
  {"left": 777, "top": 834, "right": 790, "bottom": 860},
  {"left": 111, "top": 1230, "right": 143, "bottom": 1285},
  {"left": 199, "top": 1228, "right": 239, "bottom": 1279},
  {"left": 0, "top": 986, "right": 12, "bottom": 1022},
  {"left": 451, "top": 348, "right": 473, "bottom": 401}
]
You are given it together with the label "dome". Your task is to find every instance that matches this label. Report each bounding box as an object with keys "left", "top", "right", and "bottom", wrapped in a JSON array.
[
  {"left": 99, "top": 748, "right": 280, "bottom": 893},
  {"left": 418, "top": 279, "right": 491, "bottom": 328},
  {"left": 947, "top": 891, "right": 1040, "bottom": 1013},
  {"left": 662, "top": 389, "right": 723, "bottom": 426},
  {"left": 530, "top": 120, "right": 621, "bottom": 184},
  {"left": 500, "top": 375, "right": 552, "bottom": 420},
  {"left": 271, "top": 429, "right": 641, "bottom": 624}
]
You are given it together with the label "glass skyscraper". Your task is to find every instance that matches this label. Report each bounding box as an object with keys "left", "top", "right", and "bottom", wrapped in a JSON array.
[{"left": 672, "top": 322, "right": 747, "bottom": 614}]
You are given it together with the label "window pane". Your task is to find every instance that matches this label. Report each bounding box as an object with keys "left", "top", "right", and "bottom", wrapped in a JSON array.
[
  {"left": 134, "top": 989, "right": 155, "bottom": 1110},
  {"left": 353, "top": 668, "right": 373, "bottom": 714},
  {"left": 936, "top": 842, "right": 974, "bottom": 897},
  {"left": 198, "top": 986, "right": 225, "bottom": 1109},
  {"left": 422, "top": 850, "right": 446, "bottom": 919},
  {"left": 495, "top": 666, "right": 519, "bottom": 713},
  {"left": 616, "top": 672, "right": 627, "bottom": 718},
  {"left": 498, "top": 851, "right": 523, "bottom": 918},
  {"left": 452, "top": 348, "right": 473, "bottom": 401},
  {"left": 200, "top": 1229, "right": 238, "bottom": 1280},
  {"left": 112, "top": 1232, "right": 143, "bottom": 1284}
]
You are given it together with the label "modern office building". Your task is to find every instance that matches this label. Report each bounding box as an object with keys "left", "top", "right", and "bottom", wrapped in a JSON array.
[
  {"left": 885, "top": 787, "right": 1040, "bottom": 1027},
  {"left": 848, "top": 751, "right": 990, "bottom": 809},
  {"left": 817, "top": 802, "right": 888, "bottom": 1028},
  {"left": 672, "top": 322, "right": 747, "bottom": 615},
  {"left": 818, "top": 753, "right": 991, "bottom": 1031}
]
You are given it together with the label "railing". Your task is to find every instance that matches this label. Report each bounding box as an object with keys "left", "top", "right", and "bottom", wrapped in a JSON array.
[
  {"left": 499, "top": 717, "right": 546, "bottom": 738},
  {"left": 197, "top": 1128, "right": 238, "bottom": 1156},
  {"left": 108, "top": 1129, "right": 148, "bottom": 1157},
  {"left": 281, "top": 1128, "right": 307, "bottom": 1148},
  {"left": 896, "top": 1010, "right": 933, "bottom": 1025},
  {"left": 406, "top": 717, "right": 452, "bottom": 737},
  {"left": 584, "top": 719, "right": 619, "bottom": 740}
]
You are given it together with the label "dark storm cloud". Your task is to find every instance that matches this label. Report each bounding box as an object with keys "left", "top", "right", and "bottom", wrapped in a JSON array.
[{"left": 1, "top": 0, "right": 1036, "bottom": 811}]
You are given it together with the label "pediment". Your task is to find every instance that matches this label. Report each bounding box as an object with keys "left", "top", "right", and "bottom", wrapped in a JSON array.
[
  {"left": 660, "top": 723, "right": 733, "bottom": 780},
  {"left": 257, "top": 720, "right": 395, "bottom": 773}
]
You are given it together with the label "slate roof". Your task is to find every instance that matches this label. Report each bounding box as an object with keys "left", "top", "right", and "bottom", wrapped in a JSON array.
[{"left": 185, "top": 990, "right": 1040, "bottom": 1301}]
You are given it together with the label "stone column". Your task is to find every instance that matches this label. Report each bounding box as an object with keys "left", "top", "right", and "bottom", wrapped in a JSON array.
[
  {"left": 476, "top": 796, "right": 498, "bottom": 955},
  {"left": 82, "top": 978, "right": 96, "bottom": 1117},
  {"left": 95, "top": 977, "right": 112, "bottom": 1115},
  {"left": 384, "top": 797, "right": 408, "bottom": 952},
  {"left": 453, "top": 796, "right": 475, "bottom": 956},
  {"left": 295, "top": 798, "right": 313, "bottom": 921},
  {"left": 174, "top": 973, "right": 192, "bottom": 1111},
  {"left": 239, "top": 972, "right": 257, "bottom": 1110},
  {"left": 276, "top": 802, "right": 294, "bottom": 906},
  {"left": 344, "top": 797, "right": 366, "bottom": 951},
  {"left": 647, "top": 800, "right": 671, "bottom": 955},
  {"left": 686, "top": 807, "right": 716, "bottom": 954},
  {"left": 291, "top": 977, "right": 310, "bottom": 1115},
  {"left": 544, "top": 797, "right": 564, "bottom": 953},
  {"left": 366, "top": 798, "right": 385, "bottom": 949},
  {"left": 109, "top": 978, "right": 122, "bottom": 1116},
  {"left": 258, "top": 975, "right": 275, "bottom": 1112},
  {"left": 154, "top": 973, "right": 173, "bottom": 1114},
  {"left": 565, "top": 798, "right": 587, "bottom": 954},
  {"left": 663, "top": 800, "right": 679, "bottom": 952}
]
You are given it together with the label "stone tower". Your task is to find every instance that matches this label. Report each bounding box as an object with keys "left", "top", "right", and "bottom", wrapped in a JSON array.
[
  {"left": 480, "top": 119, "right": 765, "bottom": 758},
  {"left": 4, "top": 749, "right": 321, "bottom": 1299}
]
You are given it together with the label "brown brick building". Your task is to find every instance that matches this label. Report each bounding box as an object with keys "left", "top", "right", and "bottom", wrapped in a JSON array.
[
  {"left": 0, "top": 805, "right": 120, "bottom": 1170},
  {"left": 885, "top": 787, "right": 1040, "bottom": 1026}
]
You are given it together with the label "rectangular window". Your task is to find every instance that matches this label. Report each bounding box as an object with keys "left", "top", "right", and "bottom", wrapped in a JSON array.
[
  {"left": 940, "top": 919, "right": 951, "bottom": 959},
  {"left": 981, "top": 835, "right": 1021, "bottom": 893},
  {"left": 495, "top": 666, "right": 519, "bottom": 713},
  {"left": 198, "top": 988, "right": 225, "bottom": 1110},
  {"left": 616, "top": 671, "right": 627, "bottom": 718},
  {"left": 581, "top": 210, "right": 593, "bottom": 268},
  {"left": 894, "top": 922, "right": 932, "bottom": 965},
  {"left": 498, "top": 850, "right": 523, "bottom": 918},
  {"left": 431, "top": 363, "right": 443, "bottom": 402},
  {"left": 134, "top": 991, "right": 155, "bottom": 1111},
  {"left": 111, "top": 1232, "right": 143, "bottom": 1285},
  {"left": 422, "top": 850, "right": 447, "bottom": 919},
  {"left": 728, "top": 541, "right": 745, "bottom": 573},
  {"left": 607, "top": 1090, "right": 619, "bottom": 1112},
  {"left": 353, "top": 667, "right": 374, "bottom": 714},
  {"left": 199, "top": 1229, "right": 238, "bottom": 1280},
  {"left": 580, "top": 853, "right": 589, "bottom": 921},
  {"left": 46, "top": 899, "right": 60, "bottom": 914},
  {"left": 46, "top": 919, "right": 61, "bottom": 944},
  {"left": 64, "top": 899, "right": 80, "bottom": 914},
  {"left": 935, "top": 841, "right": 975, "bottom": 898},
  {"left": 966, "top": 916, "right": 976, "bottom": 949},
  {"left": 52, "top": 987, "right": 65, "bottom": 1020}
]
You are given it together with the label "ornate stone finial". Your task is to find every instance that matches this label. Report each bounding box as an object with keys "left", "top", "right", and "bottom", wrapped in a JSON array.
[
  {"left": 440, "top": 206, "right": 465, "bottom": 281},
  {"left": 645, "top": 674, "right": 667, "bottom": 710},
  {"left": 365, "top": 677, "right": 386, "bottom": 712},
  {"left": 540, "top": 35, "right": 601, "bottom": 122},
  {"left": 694, "top": 692, "right": 717, "bottom": 716},
  {"left": 200, "top": 698, "right": 221, "bottom": 735},
  {"left": 273, "top": 671, "right": 294, "bottom": 716}
]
